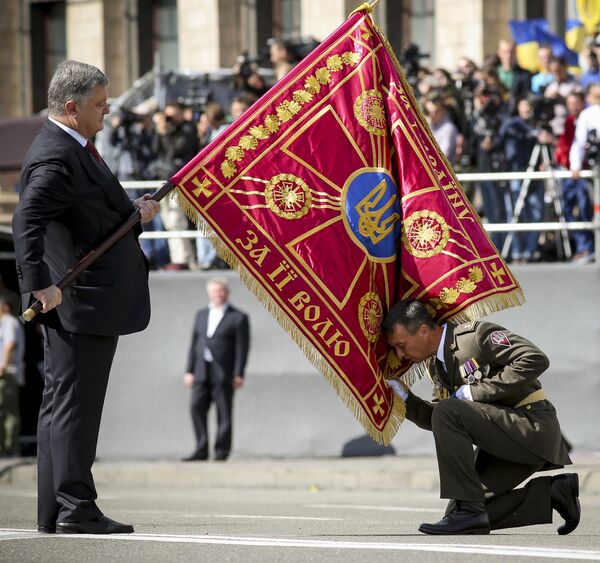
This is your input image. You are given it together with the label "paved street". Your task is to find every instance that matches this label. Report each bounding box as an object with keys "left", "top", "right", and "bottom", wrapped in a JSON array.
[{"left": 1, "top": 457, "right": 600, "bottom": 562}]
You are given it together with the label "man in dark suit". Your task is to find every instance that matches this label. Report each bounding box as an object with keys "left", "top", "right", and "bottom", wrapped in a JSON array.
[
  {"left": 383, "top": 300, "right": 580, "bottom": 535},
  {"left": 12, "top": 60, "right": 160, "bottom": 534},
  {"left": 183, "top": 277, "right": 250, "bottom": 461}
]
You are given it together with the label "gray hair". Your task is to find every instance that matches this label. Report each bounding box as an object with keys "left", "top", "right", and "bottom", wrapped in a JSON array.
[
  {"left": 206, "top": 277, "right": 230, "bottom": 292},
  {"left": 47, "top": 60, "right": 108, "bottom": 116}
]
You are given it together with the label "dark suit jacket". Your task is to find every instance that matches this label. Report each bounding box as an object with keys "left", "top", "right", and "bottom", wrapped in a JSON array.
[
  {"left": 406, "top": 321, "right": 571, "bottom": 467},
  {"left": 186, "top": 305, "right": 250, "bottom": 382},
  {"left": 12, "top": 120, "right": 150, "bottom": 336}
]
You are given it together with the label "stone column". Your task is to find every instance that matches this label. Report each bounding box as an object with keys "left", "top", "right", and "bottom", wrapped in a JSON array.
[
  {"left": 300, "top": 0, "right": 346, "bottom": 41},
  {"left": 0, "top": 0, "right": 30, "bottom": 117},
  {"left": 434, "top": 0, "right": 510, "bottom": 69},
  {"left": 178, "top": 0, "right": 220, "bottom": 71},
  {"left": 66, "top": 0, "right": 105, "bottom": 69}
]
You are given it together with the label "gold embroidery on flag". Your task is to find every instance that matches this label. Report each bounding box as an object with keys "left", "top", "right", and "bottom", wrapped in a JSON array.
[
  {"left": 358, "top": 292, "right": 383, "bottom": 342},
  {"left": 220, "top": 51, "right": 361, "bottom": 177},
  {"left": 402, "top": 210, "right": 450, "bottom": 258},
  {"left": 265, "top": 174, "right": 312, "bottom": 219},
  {"left": 430, "top": 267, "right": 485, "bottom": 310},
  {"left": 354, "top": 89, "right": 387, "bottom": 135}
]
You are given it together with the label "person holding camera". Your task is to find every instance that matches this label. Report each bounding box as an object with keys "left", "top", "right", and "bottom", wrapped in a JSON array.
[
  {"left": 570, "top": 83, "right": 600, "bottom": 177},
  {"left": 555, "top": 92, "right": 594, "bottom": 264},
  {"left": 568, "top": 83, "right": 600, "bottom": 263},
  {"left": 471, "top": 83, "right": 510, "bottom": 251},
  {"left": 499, "top": 96, "right": 552, "bottom": 263},
  {"left": 151, "top": 102, "right": 199, "bottom": 270}
]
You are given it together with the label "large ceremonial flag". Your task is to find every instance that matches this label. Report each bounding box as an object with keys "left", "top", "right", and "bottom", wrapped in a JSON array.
[{"left": 170, "top": 3, "right": 524, "bottom": 443}]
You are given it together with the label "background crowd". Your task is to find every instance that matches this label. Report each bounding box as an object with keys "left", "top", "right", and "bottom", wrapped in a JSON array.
[{"left": 103, "top": 34, "right": 600, "bottom": 269}]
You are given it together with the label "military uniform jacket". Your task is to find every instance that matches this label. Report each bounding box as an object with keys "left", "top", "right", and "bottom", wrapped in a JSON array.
[
  {"left": 12, "top": 120, "right": 151, "bottom": 336},
  {"left": 405, "top": 321, "right": 571, "bottom": 467}
]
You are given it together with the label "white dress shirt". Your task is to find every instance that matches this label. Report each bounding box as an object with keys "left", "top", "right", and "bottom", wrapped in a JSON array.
[
  {"left": 203, "top": 303, "right": 228, "bottom": 362},
  {"left": 48, "top": 116, "right": 88, "bottom": 147}
]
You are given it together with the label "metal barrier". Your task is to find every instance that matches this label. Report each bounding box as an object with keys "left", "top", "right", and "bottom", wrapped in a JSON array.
[{"left": 123, "top": 167, "right": 600, "bottom": 261}]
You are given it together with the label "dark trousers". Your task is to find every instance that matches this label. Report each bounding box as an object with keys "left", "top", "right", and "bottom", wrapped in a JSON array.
[
  {"left": 38, "top": 327, "right": 118, "bottom": 527},
  {"left": 433, "top": 399, "right": 553, "bottom": 530},
  {"left": 190, "top": 362, "right": 234, "bottom": 458}
]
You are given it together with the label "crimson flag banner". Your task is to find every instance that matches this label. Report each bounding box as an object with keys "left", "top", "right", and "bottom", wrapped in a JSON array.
[{"left": 170, "top": 5, "right": 524, "bottom": 443}]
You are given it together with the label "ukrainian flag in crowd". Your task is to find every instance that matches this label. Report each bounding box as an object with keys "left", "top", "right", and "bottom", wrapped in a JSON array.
[
  {"left": 576, "top": 0, "right": 600, "bottom": 34},
  {"left": 566, "top": 19, "right": 587, "bottom": 52},
  {"left": 171, "top": 5, "right": 524, "bottom": 443},
  {"left": 509, "top": 18, "right": 580, "bottom": 70}
]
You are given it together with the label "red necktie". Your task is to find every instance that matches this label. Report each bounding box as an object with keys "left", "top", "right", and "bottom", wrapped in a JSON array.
[{"left": 85, "top": 141, "right": 105, "bottom": 165}]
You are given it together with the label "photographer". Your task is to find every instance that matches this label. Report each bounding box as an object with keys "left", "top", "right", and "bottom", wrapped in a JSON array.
[
  {"left": 499, "top": 96, "right": 552, "bottom": 263},
  {"left": 570, "top": 83, "right": 600, "bottom": 177},
  {"left": 402, "top": 44, "right": 429, "bottom": 93},
  {"left": 151, "top": 102, "right": 199, "bottom": 269},
  {"left": 471, "top": 85, "right": 510, "bottom": 250},
  {"left": 110, "top": 100, "right": 169, "bottom": 270},
  {"left": 109, "top": 102, "right": 157, "bottom": 181},
  {"left": 231, "top": 52, "right": 269, "bottom": 99},
  {"left": 543, "top": 57, "right": 583, "bottom": 137},
  {"left": 556, "top": 92, "right": 594, "bottom": 264},
  {"left": 569, "top": 83, "right": 600, "bottom": 264}
]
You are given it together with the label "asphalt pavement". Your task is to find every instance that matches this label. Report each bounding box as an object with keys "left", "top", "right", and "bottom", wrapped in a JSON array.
[{"left": 1, "top": 454, "right": 600, "bottom": 562}]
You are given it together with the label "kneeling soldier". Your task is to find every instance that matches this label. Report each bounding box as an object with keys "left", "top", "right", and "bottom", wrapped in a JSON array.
[{"left": 385, "top": 299, "right": 579, "bottom": 535}]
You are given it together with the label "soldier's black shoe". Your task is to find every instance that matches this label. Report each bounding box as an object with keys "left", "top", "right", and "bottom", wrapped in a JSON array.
[
  {"left": 37, "top": 525, "right": 55, "bottom": 533},
  {"left": 419, "top": 500, "right": 490, "bottom": 535},
  {"left": 551, "top": 473, "right": 580, "bottom": 535}
]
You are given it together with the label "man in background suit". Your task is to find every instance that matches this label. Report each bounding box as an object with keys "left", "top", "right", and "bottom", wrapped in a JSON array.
[
  {"left": 183, "top": 277, "right": 250, "bottom": 461},
  {"left": 12, "top": 60, "right": 160, "bottom": 534},
  {"left": 384, "top": 299, "right": 579, "bottom": 536}
]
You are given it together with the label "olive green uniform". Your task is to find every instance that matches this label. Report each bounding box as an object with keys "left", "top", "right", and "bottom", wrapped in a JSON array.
[{"left": 405, "top": 321, "right": 571, "bottom": 530}]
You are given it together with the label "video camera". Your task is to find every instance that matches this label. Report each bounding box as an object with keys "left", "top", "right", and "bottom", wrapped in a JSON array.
[
  {"left": 530, "top": 96, "right": 555, "bottom": 133},
  {"left": 585, "top": 129, "right": 600, "bottom": 167},
  {"left": 235, "top": 51, "right": 262, "bottom": 79},
  {"left": 400, "top": 44, "right": 429, "bottom": 90}
]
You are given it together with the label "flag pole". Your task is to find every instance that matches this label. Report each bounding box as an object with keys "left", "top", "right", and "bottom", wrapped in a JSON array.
[
  {"left": 20, "top": 181, "right": 176, "bottom": 322},
  {"left": 350, "top": 0, "right": 379, "bottom": 15}
]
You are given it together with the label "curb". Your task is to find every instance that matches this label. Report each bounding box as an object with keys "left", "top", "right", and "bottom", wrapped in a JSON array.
[{"left": 3, "top": 456, "right": 600, "bottom": 494}]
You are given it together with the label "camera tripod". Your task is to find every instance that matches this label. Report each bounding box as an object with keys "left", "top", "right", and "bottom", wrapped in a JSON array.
[{"left": 501, "top": 142, "right": 572, "bottom": 261}]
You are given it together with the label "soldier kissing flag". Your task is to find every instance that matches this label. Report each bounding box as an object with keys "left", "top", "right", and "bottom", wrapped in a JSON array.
[{"left": 170, "top": 3, "right": 524, "bottom": 443}]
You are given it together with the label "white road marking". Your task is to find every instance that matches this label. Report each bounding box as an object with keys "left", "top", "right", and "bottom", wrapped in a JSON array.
[
  {"left": 181, "top": 514, "right": 343, "bottom": 521},
  {"left": 0, "top": 529, "right": 599, "bottom": 559},
  {"left": 307, "top": 503, "right": 441, "bottom": 513}
]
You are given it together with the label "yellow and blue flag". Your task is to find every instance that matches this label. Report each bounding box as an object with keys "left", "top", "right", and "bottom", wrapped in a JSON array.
[{"left": 509, "top": 18, "right": 579, "bottom": 70}]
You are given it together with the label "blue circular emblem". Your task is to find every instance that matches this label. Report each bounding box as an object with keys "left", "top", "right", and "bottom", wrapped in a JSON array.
[{"left": 342, "top": 168, "right": 402, "bottom": 262}]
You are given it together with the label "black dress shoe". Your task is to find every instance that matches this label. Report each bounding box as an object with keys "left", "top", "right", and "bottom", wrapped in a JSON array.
[
  {"left": 37, "top": 525, "right": 55, "bottom": 534},
  {"left": 56, "top": 515, "right": 134, "bottom": 535},
  {"left": 551, "top": 473, "right": 581, "bottom": 535},
  {"left": 214, "top": 453, "right": 229, "bottom": 461},
  {"left": 419, "top": 500, "right": 490, "bottom": 535},
  {"left": 181, "top": 452, "right": 208, "bottom": 462}
]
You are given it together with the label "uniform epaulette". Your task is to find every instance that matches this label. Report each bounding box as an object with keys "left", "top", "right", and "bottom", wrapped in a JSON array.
[{"left": 457, "top": 321, "right": 476, "bottom": 332}]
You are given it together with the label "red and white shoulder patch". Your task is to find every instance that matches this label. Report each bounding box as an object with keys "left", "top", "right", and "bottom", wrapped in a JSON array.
[{"left": 490, "top": 331, "right": 511, "bottom": 347}]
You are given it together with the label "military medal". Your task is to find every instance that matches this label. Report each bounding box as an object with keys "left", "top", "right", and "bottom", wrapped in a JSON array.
[{"left": 460, "top": 358, "right": 482, "bottom": 385}]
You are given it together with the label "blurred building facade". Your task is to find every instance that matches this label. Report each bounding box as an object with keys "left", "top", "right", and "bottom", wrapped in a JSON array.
[{"left": 1, "top": 0, "right": 559, "bottom": 118}]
